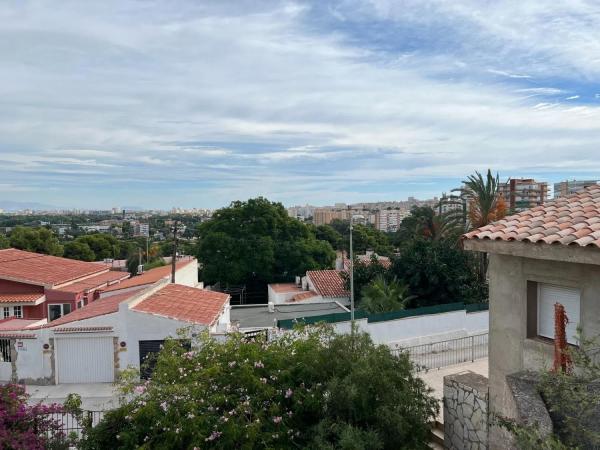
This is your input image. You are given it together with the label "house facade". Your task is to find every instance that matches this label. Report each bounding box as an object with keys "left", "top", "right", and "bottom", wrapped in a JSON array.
[
  {"left": 0, "top": 249, "right": 130, "bottom": 322},
  {"left": 0, "top": 280, "right": 230, "bottom": 384},
  {"left": 463, "top": 185, "right": 600, "bottom": 449}
]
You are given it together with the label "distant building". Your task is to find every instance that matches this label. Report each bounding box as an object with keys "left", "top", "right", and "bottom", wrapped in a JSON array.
[
  {"left": 133, "top": 222, "right": 150, "bottom": 237},
  {"left": 499, "top": 178, "right": 548, "bottom": 212},
  {"left": 553, "top": 179, "right": 599, "bottom": 198},
  {"left": 375, "top": 209, "right": 409, "bottom": 232}
]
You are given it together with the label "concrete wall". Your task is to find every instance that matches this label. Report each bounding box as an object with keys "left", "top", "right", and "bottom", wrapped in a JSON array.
[
  {"left": 487, "top": 253, "right": 600, "bottom": 448},
  {"left": 174, "top": 261, "right": 199, "bottom": 287},
  {"left": 267, "top": 286, "right": 299, "bottom": 304},
  {"left": 330, "top": 309, "right": 488, "bottom": 346}
]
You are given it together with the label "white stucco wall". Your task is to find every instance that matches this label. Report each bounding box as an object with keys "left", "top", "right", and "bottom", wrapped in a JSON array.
[
  {"left": 173, "top": 260, "right": 199, "bottom": 287},
  {"left": 330, "top": 310, "right": 489, "bottom": 346},
  {"left": 267, "top": 286, "right": 299, "bottom": 304}
]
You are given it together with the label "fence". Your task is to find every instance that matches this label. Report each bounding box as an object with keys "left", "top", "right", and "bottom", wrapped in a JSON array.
[
  {"left": 394, "top": 333, "right": 488, "bottom": 371},
  {"left": 43, "top": 410, "right": 104, "bottom": 439}
]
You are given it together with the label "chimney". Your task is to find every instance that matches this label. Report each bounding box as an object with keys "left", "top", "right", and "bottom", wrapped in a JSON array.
[
  {"left": 268, "top": 302, "right": 275, "bottom": 313},
  {"left": 295, "top": 276, "right": 301, "bottom": 287}
]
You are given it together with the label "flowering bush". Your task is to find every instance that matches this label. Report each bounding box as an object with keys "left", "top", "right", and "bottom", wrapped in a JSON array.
[
  {"left": 84, "top": 326, "right": 437, "bottom": 449},
  {"left": 0, "top": 383, "right": 69, "bottom": 450}
]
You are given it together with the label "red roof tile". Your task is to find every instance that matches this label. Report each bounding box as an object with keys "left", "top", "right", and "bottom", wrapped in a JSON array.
[
  {"left": 53, "top": 326, "right": 113, "bottom": 333},
  {"left": 43, "top": 288, "right": 145, "bottom": 328},
  {"left": 269, "top": 283, "right": 302, "bottom": 293},
  {"left": 306, "top": 270, "right": 349, "bottom": 298},
  {"left": 132, "top": 284, "right": 229, "bottom": 326},
  {"left": 463, "top": 185, "right": 600, "bottom": 249},
  {"left": 0, "top": 318, "right": 40, "bottom": 331},
  {"left": 57, "top": 270, "right": 130, "bottom": 293},
  {"left": 0, "top": 292, "right": 45, "bottom": 303},
  {"left": 0, "top": 249, "right": 107, "bottom": 287},
  {"left": 0, "top": 333, "right": 36, "bottom": 339},
  {"left": 101, "top": 260, "right": 194, "bottom": 293}
]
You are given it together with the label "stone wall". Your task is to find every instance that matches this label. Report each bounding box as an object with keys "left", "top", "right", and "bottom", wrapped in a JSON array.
[{"left": 444, "top": 371, "right": 489, "bottom": 450}]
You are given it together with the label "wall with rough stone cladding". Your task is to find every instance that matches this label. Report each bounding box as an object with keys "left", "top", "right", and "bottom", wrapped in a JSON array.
[{"left": 444, "top": 371, "right": 489, "bottom": 450}]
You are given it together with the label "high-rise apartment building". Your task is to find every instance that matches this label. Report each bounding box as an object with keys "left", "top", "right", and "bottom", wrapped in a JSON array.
[
  {"left": 499, "top": 178, "right": 548, "bottom": 212},
  {"left": 553, "top": 180, "right": 599, "bottom": 198},
  {"left": 375, "top": 209, "right": 409, "bottom": 232}
]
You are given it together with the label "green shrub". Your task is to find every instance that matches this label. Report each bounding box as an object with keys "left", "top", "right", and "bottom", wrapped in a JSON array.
[{"left": 84, "top": 326, "right": 437, "bottom": 449}]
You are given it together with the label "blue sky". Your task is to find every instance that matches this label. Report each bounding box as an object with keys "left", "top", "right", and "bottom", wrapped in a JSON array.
[{"left": 1, "top": 0, "right": 599, "bottom": 209}]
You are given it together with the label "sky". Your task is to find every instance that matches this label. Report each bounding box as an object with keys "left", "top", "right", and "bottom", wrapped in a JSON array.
[{"left": 1, "top": 0, "right": 600, "bottom": 210}]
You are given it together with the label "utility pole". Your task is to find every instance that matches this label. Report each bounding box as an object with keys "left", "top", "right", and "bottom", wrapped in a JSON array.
[
  {"left": 146, "top": 236, "right": 149, "bottom": 264},
  {"left": 171, "top": 219, "right": 178, "bottom": 283}
]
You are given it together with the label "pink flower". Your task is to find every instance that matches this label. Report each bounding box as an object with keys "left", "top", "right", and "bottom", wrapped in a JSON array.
[
  {"left": 160, "top": 401, "right": 168, "bottom": 412},
  {"left": 254, "top": 361, "right": 264, "bottom": 368},
  {"left": 205, "top": 430, "right": 222, "bottom": 441},
  {"left": 134, "top": 385, "right": 147, "bottom": 395},
  {"left": 285, "top": 388, "right": 293, "bottom": 398},
  {"left": 272, "top": 416, "right": 282, "bottom": 424}
]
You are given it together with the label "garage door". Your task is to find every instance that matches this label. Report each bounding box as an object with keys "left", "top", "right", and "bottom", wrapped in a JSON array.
[{"left": 56, "top": 337, "right": 114, "bottom": 383}]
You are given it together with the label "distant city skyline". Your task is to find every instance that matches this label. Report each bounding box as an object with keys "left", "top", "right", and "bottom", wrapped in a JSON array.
[{"left": 1, "top": 1, "right": 599, "bottom": 209}]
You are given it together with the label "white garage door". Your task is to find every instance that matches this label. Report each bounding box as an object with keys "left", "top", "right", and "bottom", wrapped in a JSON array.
[
  {"left": 538, "top": 283, "right": 581, "bottom": 345},
  {"left": 56, "top": 337, "right": 114, "bottom": 383}
]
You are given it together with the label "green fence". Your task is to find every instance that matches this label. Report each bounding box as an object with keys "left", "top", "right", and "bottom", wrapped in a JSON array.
[{"left": 277, "top": 302, "right": 488, "bottom": 329}]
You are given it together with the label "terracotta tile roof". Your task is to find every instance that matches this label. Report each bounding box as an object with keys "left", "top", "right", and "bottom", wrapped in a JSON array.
[
  {"left": 0, "top": 248, "right": 107, "bottom": 287},
  {"left": 101, "top": 260, "right": 194, "bottom": 293},
  {"left": 289, "top": 290, "right": 319, "bottom": 302},
  {"left": 269, "top": 283, "right": 302, "bottom": 293},
  {"left": 306, "top": 270, "right": 349, "bottom": 298},
  {"left": 43, "top": 288, "right": 145, "bottom": 328},
  {"left": 0, "top": 318, "right": 41, "bottom": 331},
  {"left": 0, "top": 333, "right": 36, "bottom": 339},
  {"left": 132, "top": 284, "right": 229, "bottom": 326},
  {"left": 463, "top": 185, "right": 600, "bottom": 248},
  {"left": 53, "top": 326, "right": 113, "bottom": 333},
  {"left": 57, "top": 271, "right": 130, "bottom": 293},
  {"left": 0, "top": 292, "right": 45, "bottom": 303},
  {"left": 343, "top": 255, "right": 391, "bottom": 270}
]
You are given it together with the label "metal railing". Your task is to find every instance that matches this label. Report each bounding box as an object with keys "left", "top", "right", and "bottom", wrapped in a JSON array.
[
  {"left": 42, "top": 410, "right": 105, "bottom": 439},
  {"left": 0, "top": 338, "right": 11, "bottom": 362},
  {"left": 392, "top": 333, "right": 488, "bottom": 371}
]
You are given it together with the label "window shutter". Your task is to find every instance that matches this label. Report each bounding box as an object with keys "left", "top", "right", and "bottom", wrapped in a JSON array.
[{"left": 538, "top": 283, "right": 581, "bottom": 345}]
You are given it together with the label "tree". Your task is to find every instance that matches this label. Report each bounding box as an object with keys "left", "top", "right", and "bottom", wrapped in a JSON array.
[
  {"left": 76, "top": 234, "right": 120, "bottom": 260},
  {"left": 395, "top": 205, "right": 464, "bottom": 248},
  {"left": 196, "top": 198, "right": 335, "bottom": 285},
  {"left": 460, "top": 169, "right": 506, "bottom": 229},
  {"left": 83, "top": 326, "right": 438, "bottom": 449},
  {"left": 392, "top": 239, "right": 486, "bottom": 307},
  {"left": 9, "top": 226, "right": 64, "bottom": 256},
  {"left": 360, "top": 276, "right": 415, "bottom": 314},
  {"left": 64, "top": 241, "right": 95, "bottom": 261},
  {"left": 0, "top": 234, "right": 9, "bottom": 249},
  {"left": 341, "top": 255, "right": 392, "bottom": 304},
  {"left": 314, "top": 224, "right": 343, "bottom": 250}
]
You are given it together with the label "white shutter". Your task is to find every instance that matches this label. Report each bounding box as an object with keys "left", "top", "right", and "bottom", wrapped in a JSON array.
[{"left": 538, "top": 283, "right": 581, "bottom": 345}]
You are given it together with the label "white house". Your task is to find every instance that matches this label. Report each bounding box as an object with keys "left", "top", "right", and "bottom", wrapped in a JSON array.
[
  {"left": 0, "top": 280, "right": 230, "bottom": 384},
  {"left": 267, "top": 270, "right": 350, "bottom": 306}
]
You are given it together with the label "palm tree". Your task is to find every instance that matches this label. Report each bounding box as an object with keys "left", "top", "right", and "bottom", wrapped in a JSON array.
[
  {"left": 456, "top": 169, "right": 507, "bottom": 282},
  {"left": 360, "top": 276, "right": 416, "bottom": 314}
]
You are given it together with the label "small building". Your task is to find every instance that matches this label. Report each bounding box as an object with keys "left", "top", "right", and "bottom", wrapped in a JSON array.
[
  {"left": 0, "top": 281, "right": 230, "bottom": 384},
  {"left": 267, "top": 270, "right": 350, "bottom": 306},
  {"left": 463, "top": 185, "right": 600, "bottom": 449}
]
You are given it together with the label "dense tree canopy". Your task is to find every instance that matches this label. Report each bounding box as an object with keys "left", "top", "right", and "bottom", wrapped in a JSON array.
[
  {"left": 0, "top": 234, "right": 9, "bottom": 250},
  {"left": 9, "top": 226, "right": 64, "bottom": 256},
  {"left": 328, "top": 219, "right": 394, "bottom": 256},
  {"left": 392, "top": 239, "right": 487, "bottom": 307},
  {"left": 196, "top": 198, "right": 335, "bottom": 285},
  {"left": 84, "top": 327, "right": 437, "bottom": 450},
  {"left": 64, "top": 234, "right": 121, "bottom": 261},
  {"left": 360, "top": 276, "right": 414, "bottom": 314}
]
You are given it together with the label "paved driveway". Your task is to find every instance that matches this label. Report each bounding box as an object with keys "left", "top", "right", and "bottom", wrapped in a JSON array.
[{"left": 26, "top": 383, "right": 120, "bottom": 411}]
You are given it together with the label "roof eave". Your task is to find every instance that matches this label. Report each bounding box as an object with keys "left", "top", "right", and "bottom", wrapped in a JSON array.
[{"left": 463, "top": 238, "right": 600, "bottom": 266}]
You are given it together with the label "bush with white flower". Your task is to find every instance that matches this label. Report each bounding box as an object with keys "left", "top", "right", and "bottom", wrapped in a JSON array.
[{"left": 82, "top": 325, "right": 437, "bottom": 449}]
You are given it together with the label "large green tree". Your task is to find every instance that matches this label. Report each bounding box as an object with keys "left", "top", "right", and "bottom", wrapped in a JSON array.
[
  {"left": 84, "top": 326, "right": 437, "bottom": 449},
  {"left": 196, "top": 198, "right": 335, "bottom": 285},
  {"left": 63, "top": 241, "right": 95, "bottom": 261},
  {"left": 75, "top": 234, "right": 120, "bottom": 260},
  {"left": 392, "top": 239, "right": 486, "bottom": 307},
  {"left": 328, "top": 219, "right": 394, "bottom": 256},
  {"left": 360, "top": 276, "right": 415, "bottom": 314},
  {"left": 9, "top": 226, "right": 64, "bottom": 256},
  {"left": 0, "top": 234, "right": 9, "bottom": 250}
]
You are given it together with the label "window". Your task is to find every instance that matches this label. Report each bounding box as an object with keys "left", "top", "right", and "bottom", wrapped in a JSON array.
[
  {"left": 48, "top": 303, "right": 72, "bottom": 322},
  {"left": 13, "top": 306, "right": 22, "bottom": 319},
  {"left": 0, "top": 339, "right": 11, "bottom": 362},
  {"left": 528, "top": 282, "right": 581, "bottom": 345},
  {"left": 3, "top": 307, "right": 8, "bottom": 319}
]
